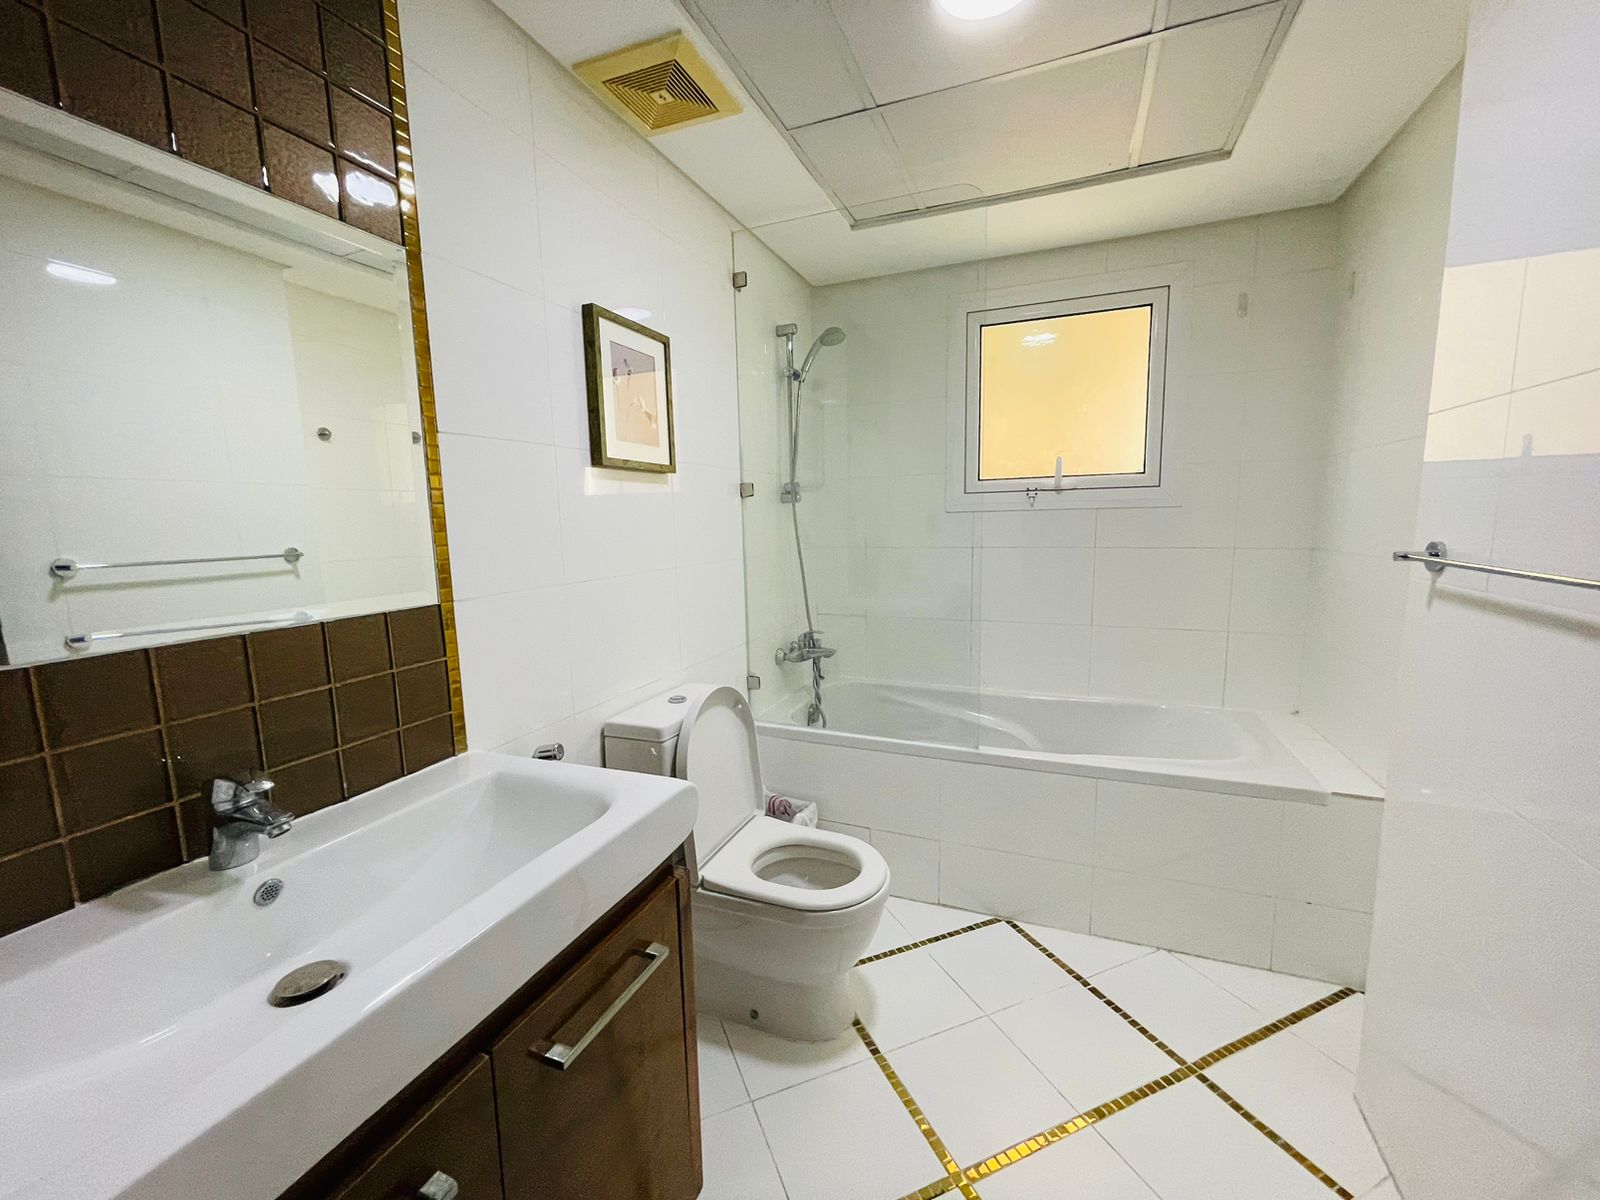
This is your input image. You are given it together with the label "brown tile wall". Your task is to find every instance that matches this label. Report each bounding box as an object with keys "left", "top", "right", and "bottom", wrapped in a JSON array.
[
  {"left": 0, "top": 605, "right": 456, "bottom": 938},
  {"left": 0, "top": 0, "right": 401, "bottom": 241}
]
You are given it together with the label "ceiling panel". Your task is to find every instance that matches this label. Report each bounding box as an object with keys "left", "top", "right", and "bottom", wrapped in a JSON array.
[
  {"left": 881, "top": 45, "right": 1149, "bottom": 200},
  {"left": 825, "top": 0, "right": 1157, "bottom": 107},
  {"left": 791, "top": 112, "right": 915, "bottom": 209},
  {"left": 1138, "top": 4, "right": 1282, "bottom": 163},
  {"left": 689, "top": 0, "right": 871, "bottom": 127},
  {"left": 1166, "top": 0, "right": 1271, "bottom": 26}
]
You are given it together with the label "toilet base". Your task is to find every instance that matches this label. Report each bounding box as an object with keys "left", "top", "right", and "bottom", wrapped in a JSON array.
[{"left": 698, "top": 957, "right": 864, "bottom": 1043}]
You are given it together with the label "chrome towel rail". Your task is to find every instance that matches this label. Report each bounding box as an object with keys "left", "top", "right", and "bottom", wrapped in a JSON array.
[
  {"left": 1393, "top": 541, "right": 1600, "bottom": 593},
  {"left": 50, "top": 547, "right": 303, "bottom": 581},
  {"left": 65, "top": 611, "right": 313, "bottom": 652}
]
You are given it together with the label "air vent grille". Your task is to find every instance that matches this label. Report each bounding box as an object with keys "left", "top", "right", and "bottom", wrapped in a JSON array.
[{"left": 574, "top": 34, "right": 741, "bottom": 137}]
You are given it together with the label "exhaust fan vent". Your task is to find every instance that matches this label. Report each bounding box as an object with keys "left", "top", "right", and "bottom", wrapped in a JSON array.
[{"left": 573, "top": 33, "right": 742, "bottom": 136}]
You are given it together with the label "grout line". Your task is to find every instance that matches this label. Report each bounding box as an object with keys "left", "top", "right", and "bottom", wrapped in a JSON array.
[
  {"left": 854, "top": 1019, "right": 983, "bottom": 1200},
  {"left": 1005, "top": 921, "right": 1187, "bottom": 1065},
  {"left": 1195, "top": 1074, "right": 1357, "bottom": 1198},
  {"left": 855, "top": 917, "right": 1004, "bottom": 965}
]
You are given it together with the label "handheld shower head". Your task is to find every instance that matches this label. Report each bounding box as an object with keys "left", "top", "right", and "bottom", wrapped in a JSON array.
[{"left": 797, "top": 326, "right": 846, "bottom": 380}]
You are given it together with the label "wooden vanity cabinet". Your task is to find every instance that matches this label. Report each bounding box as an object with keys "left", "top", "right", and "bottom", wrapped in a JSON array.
[{"left": 288, "top": 859, "right": 700, "bottom": 1200}]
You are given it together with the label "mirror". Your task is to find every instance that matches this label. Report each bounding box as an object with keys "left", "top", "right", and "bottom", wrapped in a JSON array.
[{"left": 0, "top": 113, "right": 437, "bottom": 667}]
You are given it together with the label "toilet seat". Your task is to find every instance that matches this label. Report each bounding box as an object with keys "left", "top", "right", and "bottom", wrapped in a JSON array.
[{"left": 700, "top": 815, "right": 889, "bottom": 913}]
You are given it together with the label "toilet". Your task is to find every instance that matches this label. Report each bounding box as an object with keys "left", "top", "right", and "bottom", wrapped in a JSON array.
[{"left": 604, "top": 684, "right": 890, "bottom": 1042}]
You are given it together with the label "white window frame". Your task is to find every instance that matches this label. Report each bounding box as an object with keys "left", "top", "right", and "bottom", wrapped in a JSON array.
[{"left": 946, "top": 270, "right": 1186, "bottom": 513}]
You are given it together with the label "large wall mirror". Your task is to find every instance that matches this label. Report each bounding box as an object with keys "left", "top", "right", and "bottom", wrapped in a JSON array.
[{"left": 0, "top": 91, "right": 440, "bottom": 668}]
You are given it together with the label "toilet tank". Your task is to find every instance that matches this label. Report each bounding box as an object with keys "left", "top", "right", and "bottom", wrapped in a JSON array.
[{"left": 602, "top": 690, "right": 693, "bottom": 776}]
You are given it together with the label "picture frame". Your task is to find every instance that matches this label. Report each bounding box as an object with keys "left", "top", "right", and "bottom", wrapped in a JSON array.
[{"left": 582, "top": 302, "right": 676, "bottom": 473}]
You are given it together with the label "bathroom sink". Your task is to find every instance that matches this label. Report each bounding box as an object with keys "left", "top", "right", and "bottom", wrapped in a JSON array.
[{"left": 0, "top": 752, "right": 696, "bottom": 1200}]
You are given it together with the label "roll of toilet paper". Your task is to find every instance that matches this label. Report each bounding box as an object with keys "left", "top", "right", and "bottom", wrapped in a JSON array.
[{"left": 765, "top": 794, "right": 819, "bottom": 827}]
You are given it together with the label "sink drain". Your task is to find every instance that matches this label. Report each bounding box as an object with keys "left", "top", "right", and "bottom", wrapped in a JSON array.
[{"left": 269, "top": 960, "right": 347, "bottom": 1008}]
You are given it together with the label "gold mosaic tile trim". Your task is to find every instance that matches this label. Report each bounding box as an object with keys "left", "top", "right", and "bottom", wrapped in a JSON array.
[
  {"left": 952, "top": 986, "right": 1361, "bottom": 1193},
  {"left": 1195, "top": 1074, "right": 1357, "bottom": 1199},
  {"left": 1004, "top": 920, "right": 1188, "bottom": 1065},
  {"left": 856, "top": 917, "right": 1005, "bottom": 966},
  {"left": 854, "top": 1019, "right": 985, "bottom": 1200}
]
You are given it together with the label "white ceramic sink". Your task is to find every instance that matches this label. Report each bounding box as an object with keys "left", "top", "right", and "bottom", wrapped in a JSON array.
[{"left": 0, "top": 752, "right": 696, "bottom": 1200}]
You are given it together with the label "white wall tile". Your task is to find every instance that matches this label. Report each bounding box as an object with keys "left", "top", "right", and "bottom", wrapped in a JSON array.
[
  {"left": 977, "top": 547, "right": 1094, "bottom": 624},
  {"left": 437, "top": 435, "right": 564, "bottom": 599},
  {"left": 1095, "top": 780, "right": 1284, "bottom": 895},
  {"left": 1095, "top": 463, "right": 1240, "bottom": 549},
  {"left": 1230, "top": 548, "right": 1312, "bottom": 635},
  {"left": 1224, "top": 632, "right": 1304, "bottom": 712},
  {"left": 976, "top": 621, "right": 1092, "bottom": 695},
  {"left": 1273, "top": 901, "right": 1371, "bottom": 987},
  {"left": 455, "top": 586, "right": 573, "bottom": 749},
  {"left": 1280, "top": 796, "right": 1384, "bottom": 913},
  {"left": 872, "top": 830, "right": 941, "bottom": 902},
  {"left": 939, "top": 761, "right": 1096, "bottom": 863},
  {"left": 1092, "top": 548, "right": 1233, "bottom": 630},
  {"left": 1429, "top": 258, "right": 1524, "bottom": 410},
  {"left": 939, "top": 843, "right": 1093, "bottom": 930},
  {"left": 1088, "top": 627, "right": 1228, "bottom": 706},
  {"left": 1513, "top": 246, "right": 1600, "bottom": 389},
  {"left": 1091, "top": 869, "right": 1276, "bottom": 967}
]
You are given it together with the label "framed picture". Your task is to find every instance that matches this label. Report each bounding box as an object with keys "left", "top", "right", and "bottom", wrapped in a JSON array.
[{"left": 582, "top": 302, "right": 676, "bottom": 473}]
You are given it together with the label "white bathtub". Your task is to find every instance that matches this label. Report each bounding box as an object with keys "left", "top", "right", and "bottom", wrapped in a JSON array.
[
  {"left": 755, "top": 680, "right": 1382, "bottom": 985},
  {"left": 761, "top": 680, "right": 1332, "bottom": 804}
]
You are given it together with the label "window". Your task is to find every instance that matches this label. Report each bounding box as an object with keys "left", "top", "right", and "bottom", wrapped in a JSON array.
[{"left": 962, "top": 287, "right": 1168, "bottom": 499}]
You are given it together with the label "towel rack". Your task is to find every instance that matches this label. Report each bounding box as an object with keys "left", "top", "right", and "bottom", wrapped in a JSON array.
[
  {"left": 1393, "top": 540, "right": 1600, "bottom": 593},
  {"left": 50, "top": 547, "right": 303, "bottom": 581},
  {"left": 65, "top": 611, "right": 313, "bottom": 652}
]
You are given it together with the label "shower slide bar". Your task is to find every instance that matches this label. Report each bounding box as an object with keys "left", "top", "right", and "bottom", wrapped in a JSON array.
[
  {"left": 49, "top": 547, "right": 304, "bottom": 580},
  {"left": 65, "top": 611, "right": 314, "bottom": 652},
  {"left": 1393, "top": 540, "right": 1600, "bottom": 593}
]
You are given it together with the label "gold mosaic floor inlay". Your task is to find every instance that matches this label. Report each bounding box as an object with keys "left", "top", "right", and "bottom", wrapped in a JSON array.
[{"left": 851, "top": 915, "right": 1362, "bottom": 1200}]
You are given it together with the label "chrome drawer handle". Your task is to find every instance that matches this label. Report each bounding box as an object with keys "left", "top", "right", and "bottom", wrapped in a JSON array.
[
  {"left": 531, "top": 942, "right": 670, "bottom": 1071},
  {"left": 418, "top": 1171, "right": 459, "bottom": 1200}
]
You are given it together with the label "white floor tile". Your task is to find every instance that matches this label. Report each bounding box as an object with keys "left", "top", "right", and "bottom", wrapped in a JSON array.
[
  {"left": 724, "top": 1019, "right": 870, "bottom": 1101},
  {"left": 857, "top": 950, "right": 983, "bottom": 1050},
  {"left": 863, "top": 906, "right": 912, "bottom": 958},
  {"left": 889, "top": 1018, "right": 1074, "bottom": 1166},
  {"left": 1020, "top": 921, "right": 1157, "bottom": 977},
  {"left": 1174, "top": 953, "right": 1342, "bottom": 1020},
  {"left": 697, "top": 1016, "right": 749, "bottom": 1119},
  {"left": 1291, "top": 992, "right": 1365, "bottom": 1072},
  {"left": 755, "top": 1057, "right": 946, "bottom": 1200},
  {"left": 1206, "top": 1031, "right": 1388, "bottom": 1195},
  {"left": 978, "top": 1130, "right": 1159, "bottom": 1200},
  {"left": 1091, "top": 952, "right": 1268, "bottom": 1059},
  {"left": 993, "top": 981, "right": 1181, "bottom": 1111},
  {"left": 886, "top": 896, "right": 991, "bottom": 940},
  {"left": 700, "top": 1104, "right": 787, "bottom": 1200},
  {"left": 1095, "top": 1079, "right": 1332, "bottom": 1200},
  {"left": 930, "top": 923, "right": 1071, "bottom": 1013}
]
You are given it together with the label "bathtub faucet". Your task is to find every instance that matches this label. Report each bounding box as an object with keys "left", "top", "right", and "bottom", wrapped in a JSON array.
[{"left": 776, "top": 630, "right": 835, "bottom": 665}]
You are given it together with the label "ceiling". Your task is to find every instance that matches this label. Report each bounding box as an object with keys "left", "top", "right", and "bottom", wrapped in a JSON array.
[{"left": 492, "top": 0, "right": 1469, "bottom": 285}]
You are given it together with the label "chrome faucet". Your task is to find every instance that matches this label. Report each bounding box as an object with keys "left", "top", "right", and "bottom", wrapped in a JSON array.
[
  {"left": 206, "top": 773, "right": 292, "bottom": 871},
  {"left": 775, "top": 629, "right": 836, "bottom": 665}
]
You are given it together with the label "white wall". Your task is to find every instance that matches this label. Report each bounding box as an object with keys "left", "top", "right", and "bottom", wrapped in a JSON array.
[
  {"left": 1299, "top": 75, "right": 1462, "bottom": 784},
  {"left": 0, "top": 173, "right": 433, "bottom": 666},
  {"left": 799, "top": 214, "right": 1341, "bottom": 710},
  {"left": 400, "top": 0, "right": 747, "bottom": 764},
  {"left": 1357, "top": 2, "right": 1600, "bottom": 1196}
]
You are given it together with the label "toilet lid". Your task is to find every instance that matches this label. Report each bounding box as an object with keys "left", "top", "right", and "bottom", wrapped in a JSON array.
[{"left": 673, "top": 685, "right": 765, "bottom": 861}]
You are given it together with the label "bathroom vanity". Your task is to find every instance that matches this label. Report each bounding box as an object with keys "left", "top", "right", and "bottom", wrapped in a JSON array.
[{"left": 291, "top": 859, "right": 700, "bottom": 1200}]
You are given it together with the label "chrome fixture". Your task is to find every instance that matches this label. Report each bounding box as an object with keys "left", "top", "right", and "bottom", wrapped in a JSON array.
[
  {"left": 418, "top": 1173, "right": 460, "bottom": 1200},
  {"left": 65, "top": 610, "right": 313, "bottom": 652},
  {"left": 776, "top": 630, "right": 836, "bottom": 665},
  {"left": 50, "top": 546, "right": 303, "bottom": 581},
  {"left": 533, "top": 743, "right": 565, "bottom": 761},
  {"left": 1393, "top": 540, "right": 1600, "bottom": 593},
  {"left": 207, "top": 773, "right": 293, "bottom": 871},
  {"left": 268, "top": 959, "right": 347, "bottom": 1008},
  {"left": 775, "top": 323, "right": 847, "bottom": 729},
  {"left": 533, "top": 942, "right": 670, "bottom": 1070}
]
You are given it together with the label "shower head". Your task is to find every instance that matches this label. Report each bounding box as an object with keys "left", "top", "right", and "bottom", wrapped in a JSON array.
[{"left": 797, "top": 326, "right": 846, "bottom": 380}]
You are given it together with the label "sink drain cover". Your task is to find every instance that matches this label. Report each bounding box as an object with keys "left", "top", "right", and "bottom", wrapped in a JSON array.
[{"left": 269, "top": 960, "right": 347, "bottom": 1008}]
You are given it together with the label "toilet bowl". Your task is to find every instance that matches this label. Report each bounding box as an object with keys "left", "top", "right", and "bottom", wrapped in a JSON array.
[{"left": 604, "top": 685, "right": 890, "bottom": 1042}]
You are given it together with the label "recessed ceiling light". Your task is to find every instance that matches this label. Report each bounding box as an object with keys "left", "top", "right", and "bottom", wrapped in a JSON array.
[
  {"left": 936, "top": 0, "right": 1025, "bottom": 20},
  {"left": 45, "top": 260, "right": 116, "bottom": 286}
]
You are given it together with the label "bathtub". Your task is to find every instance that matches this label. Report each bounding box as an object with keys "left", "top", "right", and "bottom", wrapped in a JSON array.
[{"left": 755, "top": 680, "right": 1382, "bottom": 985}]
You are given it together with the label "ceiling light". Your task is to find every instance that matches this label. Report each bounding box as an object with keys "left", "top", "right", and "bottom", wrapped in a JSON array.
[
  {"left": 936, "top": 0, "right": 1025, "bottom": 20},
  {"left": 45, "top": 260, "right": 116, "bottom": 286},
  {"left": 1021, "top": 332, "right": 1056, "bottom": 347}
]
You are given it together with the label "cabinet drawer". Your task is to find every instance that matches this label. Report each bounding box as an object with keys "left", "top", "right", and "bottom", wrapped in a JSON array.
[
  {"left": 493, "top": 874, "right": 696, "bottom": 1200},
  {"left": 331, "top": 1055, "right": 502, "bottom": 1200}
]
